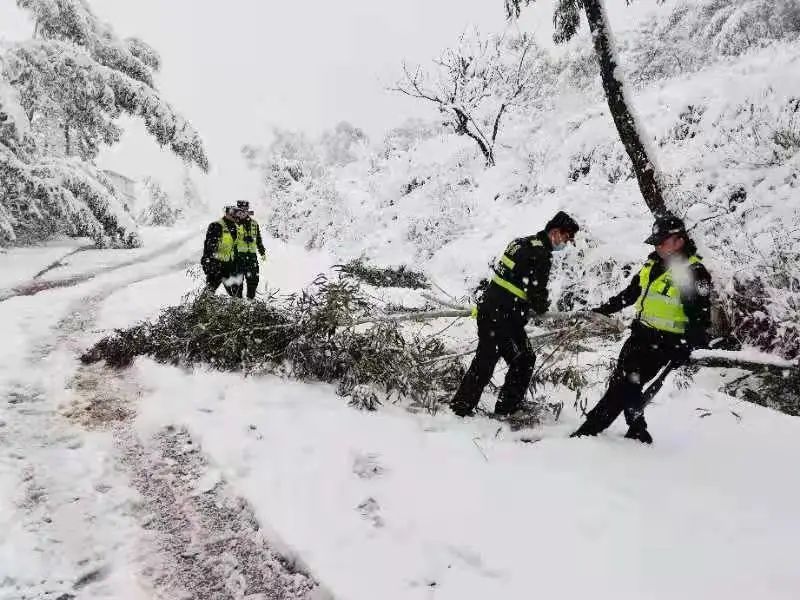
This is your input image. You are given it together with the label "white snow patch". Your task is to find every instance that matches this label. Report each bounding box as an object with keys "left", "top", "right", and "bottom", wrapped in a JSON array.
[{"left": 134, "top": 359, "right": 800, "bottom": 600}]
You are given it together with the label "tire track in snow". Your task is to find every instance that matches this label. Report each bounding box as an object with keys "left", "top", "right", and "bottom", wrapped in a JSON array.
[
  {"left": 1, "top": 253, "right": 200, "bottom": 599},
  {"left": 120, "top": 425, "right": 322, "bottom": 600},
  {"left": 3, "top": 244, "right": 326, "bottom": 599},
  {"left": 0, "top": 230, "right": 199, "bottom": 303}
]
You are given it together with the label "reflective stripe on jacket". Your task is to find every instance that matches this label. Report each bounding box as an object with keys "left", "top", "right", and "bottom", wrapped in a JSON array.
[{"left": 490, "top": 238, "right": 545, "bottom": 302}]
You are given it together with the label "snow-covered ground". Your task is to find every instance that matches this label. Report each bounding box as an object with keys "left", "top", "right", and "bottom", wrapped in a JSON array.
[
  {"left": 2, "top": 228, "right": 798, "bottom": 599},
  {"left": 134, "top": 361, "right": 800, "bottom": 600},
  {"left": 2, "top": 1, "right": 799, "bottom": 598},
  {"left": 0, "top": 239, "right": 91, "bottom": 291}
]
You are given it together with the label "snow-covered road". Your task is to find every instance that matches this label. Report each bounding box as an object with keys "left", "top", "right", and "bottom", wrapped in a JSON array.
[
  {"left": 1, "top": 231, "right": 799, "bottom": 600},
  {"left": 0, "top": 231, "right": 327, "bottom": 600}
]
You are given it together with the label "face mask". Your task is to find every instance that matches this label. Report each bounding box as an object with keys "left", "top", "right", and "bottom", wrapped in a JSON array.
[{"left": 553, "top": 242, "right": 567, "bottom": 252}]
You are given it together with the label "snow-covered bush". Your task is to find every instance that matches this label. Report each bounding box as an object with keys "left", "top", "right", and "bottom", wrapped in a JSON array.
[
  {"left": 381, "top": 119, "right": 441, "bottom": 159},
  {"left": 335, "top": 259, "right": 429, "bottom": 289},
  {"left": 320, "top": 121, "right": 368, "bottom": 166},
  {"left": 629, "top": 0, "right": 800, "bottom": 86},
  {"left": 243, "top": 125, "right": 372, "bottom": 248}
]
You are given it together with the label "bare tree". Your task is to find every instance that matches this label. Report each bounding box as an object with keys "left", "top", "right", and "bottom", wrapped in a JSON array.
[
  {"left": 392, "top": 30, "right": 543, "bottom": 167},
  {"left": 506, "top": 0, "right": 667, "bottom": 216}
]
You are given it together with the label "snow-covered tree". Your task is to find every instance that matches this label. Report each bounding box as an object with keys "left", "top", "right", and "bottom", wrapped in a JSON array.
[
  {"left": 243, "top": 128, "right": 325, "bottom": 196},
  {"left": 320, "top": 121, "right": 368, "bottom": 166},
  {"left": 0, "top": 0, "right": 209, "bottom": 246},
  {"left": 1, "top": 68, "right": 137, "bottom": 246},
  {"left": 393, "top": 30, "right": 547, "bottom": 166},
  {"left": 137, "top": 177, "right": 179, "bottom": 227},
  {"left": 182, "top": 170, "right": 207, "bottom": 215},
  {"left": 5, "top": 39, "right": 207, "bottom": 169},
  {"left": 506, "top": 0, "right": 668, "bottom": 215},
  {"left": 630, "top": 0, "right": 800, "bottom": 86}
]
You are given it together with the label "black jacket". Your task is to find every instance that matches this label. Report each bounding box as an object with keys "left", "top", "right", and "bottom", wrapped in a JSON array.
[
  {"left": 481, "top": 230, "right": 553, "bottom": 320},
  {"left": 596, "top": 252, "right": 712, "bottom": 347}
]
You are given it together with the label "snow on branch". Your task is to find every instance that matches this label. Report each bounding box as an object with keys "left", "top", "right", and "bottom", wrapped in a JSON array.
[
  {"left": 18, "top": 0, "right": 156, "bottom": 86},
  {"left": 392, "top": 30, "right": 546, "bottom": 166},
  {"left": 7, "top": 41, "right": 209, "bottom": 171},
  {"left": 0, "top": 146, "right": 140, "bottom": 246},
  {"left": 125, "top": 37, "right": 161, "bottom": 72}
]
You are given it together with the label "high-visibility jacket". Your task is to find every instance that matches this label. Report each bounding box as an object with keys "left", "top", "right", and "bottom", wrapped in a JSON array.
[
  {"left": 213, "top": 218, "right": 236, "bottom": 262},
  {"left": 236, "top": 219, "right": 260, "bottom": 255},
  {"left": 485, "top": 231, "right": 553, "bottom": 315},
  {"left": 635, "top": 255, "right": 703, "bottom": 334}
]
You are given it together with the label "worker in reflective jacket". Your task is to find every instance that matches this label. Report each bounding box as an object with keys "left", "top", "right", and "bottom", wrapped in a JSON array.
[
  {"left": 572, "top": 215, "right": 713, "bottom": 444},
  {"left": 201, "top": 206, "right": 241, "bottom": 296},
  {"left": 232, "top": 200, "right": 267, "bottom": 299},
  {"left": 451, "top": 211, "right": 580, "bottom": 417}
]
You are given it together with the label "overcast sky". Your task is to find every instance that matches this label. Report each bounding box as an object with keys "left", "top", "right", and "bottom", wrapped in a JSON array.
[{"left": 0, "top": 0, "right": 559, "bottom": 203}]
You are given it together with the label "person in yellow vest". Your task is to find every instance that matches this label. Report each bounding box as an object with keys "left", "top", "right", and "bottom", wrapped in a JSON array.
[
  {"left": 201, "top": 206, "right": 241, "bottom": 296},
  {"left": 572, "top": 215, "right": 713, "bottom": 444},
  {"left": 451, "top": 211, "right": 580, "bottom": 417},
  {"left": 232, "top": 200, "right": 267, "bottom": 299}
]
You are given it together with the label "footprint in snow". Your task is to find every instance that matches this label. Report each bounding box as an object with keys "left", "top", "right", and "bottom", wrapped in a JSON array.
[
  {"left": 352, "top": 452, "right": 384, "bottom": 480},
  {"left": 356, "top": 497, "right": 384, "bottom": 528}
]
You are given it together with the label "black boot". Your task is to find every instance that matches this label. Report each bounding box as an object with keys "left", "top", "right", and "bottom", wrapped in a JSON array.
[
  {"left": 450, "top": 399, "right": 474, "bottom": 417},
  {"left": 570, "top": 418, "right": 601, "bottom": 438},
  {"left": 494, "top": 399, "right": 520, "bottom": 416},
  {"left": 624, "top": 426, "right": 653, "bottom": 444}
]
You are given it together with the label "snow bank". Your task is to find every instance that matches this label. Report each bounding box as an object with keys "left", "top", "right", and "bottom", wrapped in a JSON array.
[{"left": 134, "top": 359, "right": 800, "bottom": 600}]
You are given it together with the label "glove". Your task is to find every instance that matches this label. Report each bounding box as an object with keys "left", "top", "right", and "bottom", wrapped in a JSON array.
[
  {"left": 470, "top": 305, "right": 478, "bottom": 319},
  {"left": 686, "top": 330, "right": 709, "bottom": 351},
  {"left": 672, "top": 341, "right": 693, "bottom": 365},
  {"left": 259, "top": 253, "right": 267, "bottom": 264}
]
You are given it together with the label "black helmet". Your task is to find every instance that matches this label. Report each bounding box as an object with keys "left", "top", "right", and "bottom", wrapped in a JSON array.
[
  {"left": 545, "top": 211, "right": 580, "bottom": 235},
  {"left": 236, "top": 200, "right": 254, "bottom": 216},
  {"left": 645, "top": 215, "right": 686, "bottom": 245}
]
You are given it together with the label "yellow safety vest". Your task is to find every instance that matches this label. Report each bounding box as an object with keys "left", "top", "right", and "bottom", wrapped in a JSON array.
[
  {"left": 635, "top": 255, "right": 702, "bottom": 334},
  {"left": 213, "top": 219, "right": 235, "bottom": 262},
  {"left": 236, "top": 220, "right": 260, "bottom": 255}
]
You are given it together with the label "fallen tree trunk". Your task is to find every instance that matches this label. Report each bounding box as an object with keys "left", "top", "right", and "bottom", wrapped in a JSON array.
[
  {"left": 352, "top": 309, "right": 472, "bottom": 326},
  {"left": 690, "top": 349, "right": 799, "bottom": 371}
]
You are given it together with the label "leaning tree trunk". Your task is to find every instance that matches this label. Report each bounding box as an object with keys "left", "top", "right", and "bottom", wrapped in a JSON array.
[{"left": 583, "top": 0, "right": 667, "bottom": 216}]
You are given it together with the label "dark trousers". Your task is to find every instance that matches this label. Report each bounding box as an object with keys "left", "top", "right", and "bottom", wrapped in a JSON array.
[
  {"left": 575, "top": 324, "right": 680, "bottom": 436},
  {"left": 451, "top": 308, "right": 535, "bottom": 415},
  {"left": 235, "top": 254, "right": 260, "bottom": 299},
  {"left": 204, "top": 260, "right": 240, "bottom": 297}
]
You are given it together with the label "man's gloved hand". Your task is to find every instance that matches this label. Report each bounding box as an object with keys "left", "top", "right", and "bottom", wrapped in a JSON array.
[
  {"left": 672, "top": 340, "right": 693, "bottom": 365},
  {"left": 687, "top": 330, "right": 709, "bottom": 351}
]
